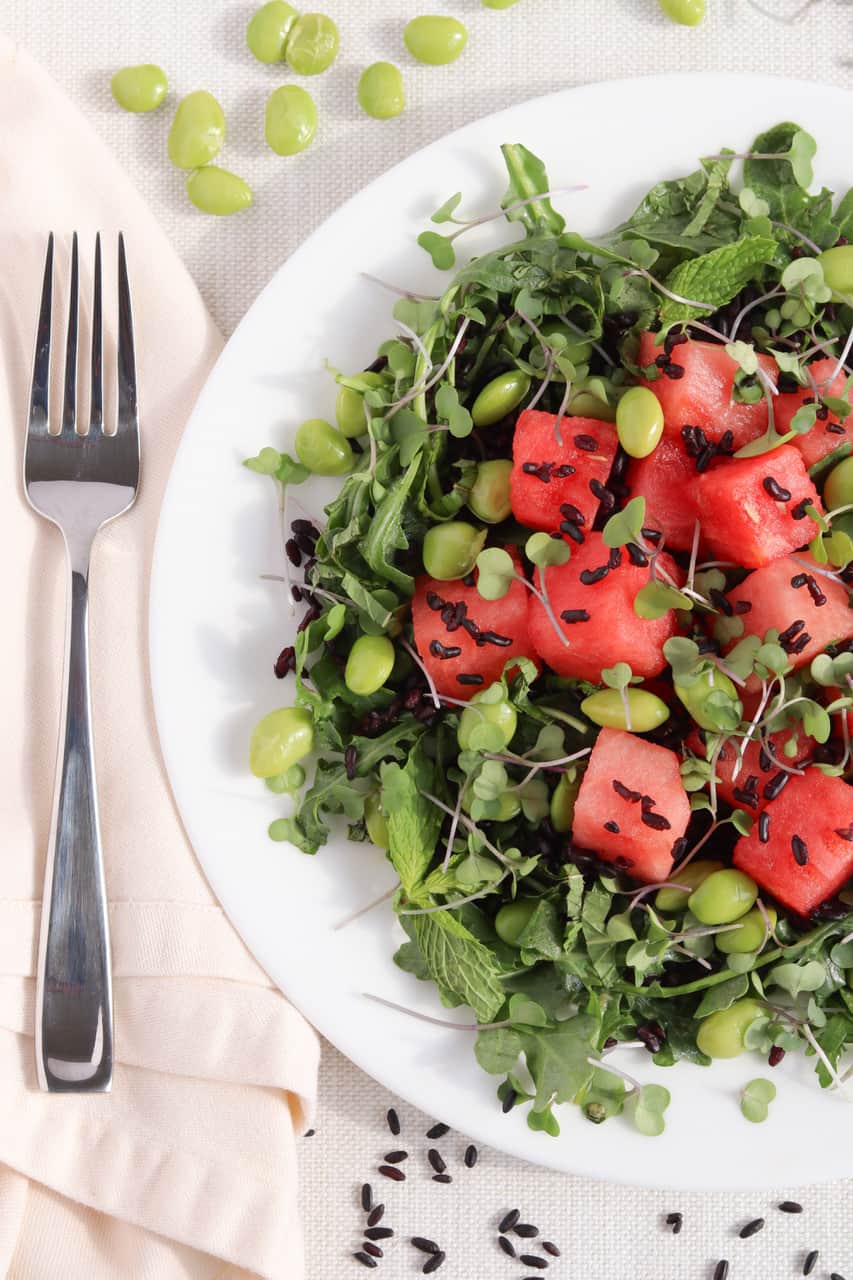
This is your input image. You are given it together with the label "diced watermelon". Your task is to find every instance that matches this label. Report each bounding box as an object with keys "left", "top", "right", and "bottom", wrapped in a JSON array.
[
  {"left": 686, "top": 727, "right": 813, "bottom": 815},
  {"left": 572, "top": 727, "right": 690, "bottom": 883},
  {"left": 527, "top": 531, "right": 681, "bottom": 682},
  {"left": 733, "top": 769, "right": 853, "bottom": 916},
  {"left": 411, "top": 550, "right": 538, "bottom": 700},
  {"left": 626, "top": 435, "right": 699, "bottom": 551},
  {"left": 725, "top": 554, "right": 853, "bottom": 677},
  {"left": 691, "top": 445, "right": 822, "bottom": 568},
  {"left": 774, "top": 359, "right": 853, "bottom": 469},
  {"left": 510, "top": 410, "right": 618, "bottom": 533},
  {"left": 638, "top": 332, "right": 776, "bottom": 451}
]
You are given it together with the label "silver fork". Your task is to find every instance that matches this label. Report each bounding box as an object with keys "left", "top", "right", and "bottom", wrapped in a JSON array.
[{"left": 25, "top": 232, "right": 140, "bottom": 1092}]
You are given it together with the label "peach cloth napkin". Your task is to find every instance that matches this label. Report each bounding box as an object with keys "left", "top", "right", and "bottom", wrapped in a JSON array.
[{"left": 0, "top": 35, "right": 319, "bottom": 1280}]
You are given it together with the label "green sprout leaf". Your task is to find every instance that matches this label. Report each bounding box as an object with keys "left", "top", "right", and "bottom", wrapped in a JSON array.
[
  {"left": 602, "top": 496, "right": 647, "bottom": 548},
  {"left": 725, "top": 340, "right": 759, "bottom": 375},
  {"left": 475, "top": 547, "right": 515, "bottom": 600},
  {"left": 601, "top": 662, "right": 634, "bottom": 691},
  {"left": 740, "top": 1077, "right": 777, "bottom": 1124},
  {"left": 435, "top": 382, "right": 474, "bottom": 438},
  {"left": 634, "top": 581, "right": 693, "bottom": 620},
  {"left": 431, "top": 192, "right": 463, "bottom": 224},
  {"left": 417, "top": 230, "right": 456, "bottom": 271},
  {"left": 787, "top": 128, "right": 817, "bottom": 188},
  {"left": 243, "top": 445, "right": 282, "bottom": 476},
  {"left": 632, "top": 1084, "right": 671, "bottom": 1137},
  {"left": 525, "top": 532, "right": 572, "bottom": 568}
]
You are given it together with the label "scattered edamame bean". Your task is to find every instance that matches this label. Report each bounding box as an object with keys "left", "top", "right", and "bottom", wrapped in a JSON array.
[
  {"left": 422, "top": 520, "right": 486, "bottom": 580},
  {"left": 335, "top": 372, "right": 385, "bottom": 436},
  {"left": 247, "top": 0, "right": 300, "bottom": 62},
  {"left": 655, "top": 860, "right": 724, "bottom": 913},
  {"left": 468, "top": 459, "right": 513, "bottom": 523},
  {"left": 689, "top": 868, "right": 758, "bottom": 925},
  {"left": 481, "top": 0, "right": 521, "bottom": 7},
  {"left": 110, "top": 64, "right": 168, "bottom": 113},
  {"left": 581, "top": 688, "right": 670, "bottom": 733},
  {"left": 265, "top": 85, "right": 318, "bottom": 155},
  {"left": 250, "top": 706, "right": 314, "bottom": 776},
  {"left": 674, "top": 668, "right": 742, "bottom": 732},
  {"left": 294, "top": 418, "right": 354, "bottom": 475},
  {"left": 457, "top": 691, "right": 517, "bottom": 751},
  {"left": 818, "top": 244, "right": 853, "bottom": 295},
  {"left": 658, "top": 0, "right": 706, "bottom": 24},
  {"left": 616, "top": 386, "right": 665, "bottom": 459},
  {"left": 495, "top": 899, "right": 537, "bottom": 946},
  {"left": 717, "top": 905, "right": 776, "bottom": 955},
  {"left": 345, "top": 634, "right": 395, "bottom": 697},
  {"left": 168, "top": 90, "right": 226, "bottom": 168},
  {"left": 186, "top": 166, "right": 253, "bottom": 216},
  {"left": 471, "top": 370, "right": 531, "bottom": 427},
  {"left": 404, "top": 16, "right": 468, "bottom": 65},
  {"left": 550, "top": 770, "right": 581, "bottom": 833},
  {"left": 364, "top": 792, "right": 389, "bottom": 848},
  {"left": 285, "top": 12, "right": 340, "bottom": 75},
  {"left": 696, "top": 999, "right": 763, "bottom": 1059},
  {"left": 824, "top": 455, "right": 853, "bottom": 511},
  {"left": 357, "top": 62, "right": 406, "bottom": 120}
]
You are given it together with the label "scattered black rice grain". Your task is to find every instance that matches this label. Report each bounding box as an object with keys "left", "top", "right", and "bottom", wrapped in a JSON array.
[
  {"left": 626, "top": 541, "right": 649, "bottom": 566},
  {"left": 304, "top": 1128, "right": 315, "bottom": 1137},
  {"left": 378, "top": 1165, "right": 405, "bottom": 1182},
  {"left": 383, "top": 1150, "right": 408, "bottom": 1163},
  {"left": 290, "top": 518, "right": 318, "bottom": 538},
  {"left": 560, "top": 519, "right": 585, "bottom": 544},
  {"left": 830, "top": 1273, "right": 847, "bottom": 1279},
  {"left": 432, "top": 1174, "right": 452, "bottom": 1184},
  {"left": 362, "top": 1242, "right": 383, "bottom": 1260},
  {"left": 477, "top": 629, "right": 512, "bottom": 648},
  {"left": 574, "top": 433, "right": 599, "bottom": 451},
  {"left": 739, "top": 1217, "right": 765, "bottom": 1238},
  {"left": 759, "top": 812, "right": 771, "bottom": 844},
  {"left": 285, "top": 538, "right": 302, "bottom": 566},
  {"left": 790, "top": 631, "right": 812, "bottom": 655},
  {"left": 791, "top": 498, "right": 812, "bottom": 520},
  {"left": 665, "top": 1212, "right": 683, "bottom": 1235},
  {"left": 663, "top": 361, "right": 684, "bottom": 379},
  {"left": 520, "top": 1256, "right": 548, "bottom": 1270},
  {"left": 671, "top": 836, "right": 689, "bottom": 864},
  {"left": 642, "top": 810, "right": 672, "bottom": 831},
  {"left": 763, "top": 476, "right": 792, "bottom": 502},
  {"left": 274, "top": 645, "right": 296, "bottom": 678},
  {"left": 427, "top": 1149, "right": 447, "bottom": 1174},
  {"left": 353, "top": 1251, "right": 377, "bottom": 1269},
  {"left": 364, "top": 1227, "right": 393, "bottom": 1241},
  {"left": 386, "top": 1108, "right": 400, "bottom": 1136},
  {"left": 608, "top": 547, "right": 622, "bottom": 569},
  {"left": 499, "top": 1209, "right": 521, "bottom": 1234},
  {"left": 589, "top": 477, "right": 616, "bottom": 511},
  {"left": 792, "top": 834, "right": 809, "bottom": 866},
  {"left": 806, "top": 576, "right": 827, "bottom": 606},
  {"left": 542, "top": 1242, "right": 561, "bottom": 1257},
  {"left": 613, "top": 779, "right": 642, "bottom": 803},
  {"left": 712, "top": 1263, "right": 729, "bottom": 1280},
  {"left": 426, "top": 1123, "right": 450, "bottom": 1139},
  {"left": 514, "top": 1224, "right": 539, "bottom": 1239},
  {"left": 426, "top": 591, "right": 445, "bottom": 611},
  {"left": 636, "top": 1021, "right": 666, "bottom": 1053},
  {"left": 498, "top": 1235, "right": 516, "bottom": 1257},
  {"left": 709, "top": 587, "right": 733, "bottom": 616},
  {"left": 411, "top": 1237, "right": 440, "bottom": 1255},
  {"left": 560, "top": 502, "right": 585, "bottom": 524},
  {"left": 777, "top": 1201, "right": 804, "bottom": 1214},
  {"left": 366, "top": 1206, "right": 385, "bottom": 1228},
  {"left": 734, "top": 598, "right": 752, "bottom": 613},
  {"left": 430, "top": 639, "right": 462, "bottom": 660},
  {"left": 501, "top": 1090, "right": 517, "bottom": 1114},
  {"left": 803, "top": 1250, "right": 819, "bottom": 1276},
  {"left": 790, "top": 572, "right": 809, "bottom": 587},
  {"left": 462, "top": 571, "right": 476, "bottom": 587},
  {"left": 580, "top": 564, "right": 609, "bottom": 585},
  {"left": 604, "top": 820, "right": 621, "bottom": 834},
  {"left": 561, "top": 608, "right": 591, "bottom": 623},
  {"left": 464, "top": 1145, "right": 478, "bottom": 1168},
  {"left": 360, "top": 1184, "right": 373, "bottom": 1213},
  {"left": 778, "top": 618, "right": 806, "bottom": 646},
  {"left": 763, "top": 771, "right": 789, "bottom": 801},
  {"left": 457, "top": 673, "right": 483, "bottom": 686},
  {"left": 423, "top": 1252, "right": 446, "bottom": 1274}
]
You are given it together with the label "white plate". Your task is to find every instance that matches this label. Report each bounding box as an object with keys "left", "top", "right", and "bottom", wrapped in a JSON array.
[{"left": 150, "top": 74, "right": 853, "bottom": 1189}]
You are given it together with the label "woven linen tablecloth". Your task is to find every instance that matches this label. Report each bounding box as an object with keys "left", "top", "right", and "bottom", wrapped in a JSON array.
[{"left": 6, "top": 2, "right": 852, "bottom": 1277}]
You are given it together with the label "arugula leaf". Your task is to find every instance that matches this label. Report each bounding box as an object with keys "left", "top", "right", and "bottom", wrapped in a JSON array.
[
  {"left": 659, "top": 236, "right": 777, "bottom": 329},
  {"left": 414, "top": 910, "right": 506, "bottom": 1021},
  {"left": 500, "top": 143, "right": 565, "bottom": 236},
  {"left": 522, "top": 1017, "right": 597, "bottom": 1111},
  {"left": 362, "top": 454, "right": 422, "bottom": 593}
]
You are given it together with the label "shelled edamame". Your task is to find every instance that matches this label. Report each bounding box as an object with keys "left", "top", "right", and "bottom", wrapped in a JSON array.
[
  {"left": 168, "top": 90, "right": 226, "bottom": 168},
  {"left": 358, "top": 63, "right": 406, "bottom": 120},
  {"left": 471, "top": 370, "right": 531, "bottom": 427},
  {"left": 616, "top": 386, "right": 665, "bottom": 459},
  {"left": 658, "top": 0, "right": 706, "bottom": 23},
  {"left": 345, "top": 635, "right": 395, "bottom": 696},
  {"left": 265, "top": 85, "right": 318, "bottom": 154},
  {"left": 110, "top": 64, "right": 168, "bottom": 113},
  {"left": 404, "top": 16, "right": 468, "bottom": 65},
  {"left": 294, "top": 418, "right": 354, "bottom": 475},
  {"left": 422, "top": 521, "right": 487, "bottom": 580},
  {"left": 186, "top": 166, "right": 253, "bottom": 216},
  {"left": 247, "top": 0, "right": 299, "bottom": 62},
  {"left": 286, "top": 12, "right": 340, "bottom": 75}
]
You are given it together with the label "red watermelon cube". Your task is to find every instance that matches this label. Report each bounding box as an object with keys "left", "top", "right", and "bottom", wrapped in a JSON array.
[
  {"left": 510, "top": 410, "right": 618, "bottom": 534},
  {"left": 638, "top": 332, "right": 776, "bottom": 451},
  {"left": 527, "top": 532, "right": 681, "bottom": 683},
  {"left": 572, "top": 727, "right": 690, "bottom": 883},
  {"left": 692, "top": 445, "right": 822, "bottom": 568},
  {"left": 774, "top": 358, "right": 853, "bottom": 469},
  {"left": 733, "top": 770, "right": 853, "bottom": 916},
  {"left": 686, "top": 727, "right": 813, "bottom": 815},
  {"left": 626, "top": 435, "right": 699, "bottom": 551}
]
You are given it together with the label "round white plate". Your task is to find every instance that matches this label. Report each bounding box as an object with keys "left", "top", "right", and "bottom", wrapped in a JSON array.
[{"left": 150, "top": 74, "right": 853, "bottom": 1189}]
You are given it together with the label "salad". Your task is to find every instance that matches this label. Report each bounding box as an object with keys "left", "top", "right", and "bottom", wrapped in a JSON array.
[{"left": 246, "top": 122, "right": 853, "bottom": 1137}]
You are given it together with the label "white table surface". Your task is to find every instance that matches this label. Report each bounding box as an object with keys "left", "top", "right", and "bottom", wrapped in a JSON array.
[{"left": 6, "top": 1, "right": 852, "bottom": 1277}]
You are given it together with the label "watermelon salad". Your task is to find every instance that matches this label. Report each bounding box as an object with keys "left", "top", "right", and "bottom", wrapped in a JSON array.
[{"left": 246, "top": 124, "right": 853, "bottom": 1137}]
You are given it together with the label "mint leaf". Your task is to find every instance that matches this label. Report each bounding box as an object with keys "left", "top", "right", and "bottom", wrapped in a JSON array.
[
  {"left": 413, "top": 910, "right": 506, "bottom": 1022},
  {"left": 659, "top": 235, "right": 777, "bottom": 329},
  {"left": 380, "top": 749, "right": 441, "bottom": 896}
]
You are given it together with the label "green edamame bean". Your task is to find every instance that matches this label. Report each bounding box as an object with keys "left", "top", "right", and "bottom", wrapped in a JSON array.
[
  {"left": 285, "top": 12, "right": 339, "bottom": 75},
  {"left": 345, "top": 634, "right": 395, "bottom": 697},
  {"left": 404, "top": 16, "right": 468, "bottom": 65},
  {"left": 336, "top": 372, "right": 385, "bottom": 436},
  {"left": 422, "top": 520, "right": 487, "bottom": 580},
  {"left": 550, "top": 770, "right": 581, "bottom": 833},
  {"left": 495, "top": 899, "right": 537, "bottom": 946},
  {"left": 717, "top": 905, "right": 776, "bottom": 955},
  {"left": 471, "top": 370, "right": 531, "bottom": 427},
  {"left": 824, "top": 456, "right": 853, "bottom": 512},
  {"left": 696, "top": 998, "right": 763, "bottom": 1059},
  {"left": 250, "top": 706, "right": 314, "bottom": 777},
  {"left": 364, "top": 792, "right": 389, "bottom": 848},
  {"left": 357, "top": 62, "right": 406, "bottom": 120},
  {"left": 110, "top": 64, "right": 168, "bottom": 113},
  {"left": 468, "top": 459, "right": 513, "bottom": 523},
  {"left": 581, "top": 688, "right": 670, "bottom": 733},
  {"left": 616, "top": 386, "right": 665, "bottom": 459},
  {"left": 658, "top": 0, "right": 705, "bottom": 24},
  {"left": 247, "top": 0, "right": 299, "bottom": 62},
  {"left": 457, "top": 692, "right": 517, "bottom": 751},
  {"left": 168, "top": 91, "right": 225, "bottom": 168},
  {"left": 482, "top": 0, "right": 521, "bottom": 7},
  {"left": 674, "top": 668, "right": 742, "bottom": 732},
  {"left": 294, "top": 418, "right": 354, "bottom": 475},
  {"left": 655, "top": 860, "right": 724, "bottom": 913},
  {"left": 689, "top": 868, "right": 758, "bottom": 925},
  {"left": 186, "top": 167, "right": 253, "bottom": 216},
  {"left": 265, "top": 85, "right": 317, "bottom": 155},
  {"left": 818, "top": 245, "right": 853, "bottom": 296},
  {"left": 568, "top": 381, "right": 617, "bottom": 422}
]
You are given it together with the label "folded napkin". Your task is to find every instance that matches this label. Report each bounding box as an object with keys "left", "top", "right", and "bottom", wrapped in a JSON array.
[{"left": 0, "top": 36, "right": 319, "bottom": 1280}]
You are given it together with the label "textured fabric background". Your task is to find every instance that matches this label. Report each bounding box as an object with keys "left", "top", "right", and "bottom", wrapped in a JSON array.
[{"left": 4, "top": 2, "right": 853, "bottom": 1278}]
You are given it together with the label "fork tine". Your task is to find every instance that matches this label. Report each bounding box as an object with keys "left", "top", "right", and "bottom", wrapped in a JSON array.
[
  {"left": 28, "top": 232, "right": 54, "bottom": 436},
  {"left": 61, "top": 231, "right": 79, "bottom": 435},
  {"left": 89, "top": 233, "right": 103, "bottom": 435},
  {"left": 116, "top": 233, "right": 137, "bottom": 435}
]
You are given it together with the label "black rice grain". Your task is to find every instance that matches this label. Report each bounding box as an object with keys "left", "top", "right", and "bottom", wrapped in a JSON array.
[
  {"left": 378, "top": 1165, "right": 405, "bottom": 1182},
  {"left": 386, "top": 1108, "right": 400, "bottom": 1136},
  {"left": 366, "top": 1206, "right": 385, "bottom": 1228},
  {"left": 792, "top": 834, "right": 809, "bottom": 866},
  {"left": 274, "top": 646, "right": 296, "bottom": 679},
  {"left": 499, "top": 1209, "right": 521, "bottom": 1233},
  {"left": 360, "top": 1184, "right": 373, "bottom": 1213},
  {"left": 353, "top": 1251, "right": 377, "bottom": 1269},
  {"left": 830, "top": 1273, "right": 847, "bottom": 1279},
  {"left": 427, "top": 1149, "right": 446, "bottom": 1174},
  {"left": 739, "top": 1218, "right": 765, "bottom": 1238},
  {"left": 778, "top": 1201, "right": 804, "bottom": 1214},
  {"left": 763, "top": 476, "right": 792, "bottom": 502},
  {"left": 560, "top": 519, "right": 585, "bottom": 544},
  {"left": 561, "top": 608, "right": 591, "bottom": 623},
  {"left": 383, "top": 1150, "right": 408, "bottom": 1163},
  {"left": 759, "top": 811, "right": 771, "bottom": 844},
  {"left": 604, "top": 820, "right": 621, "bottom": 834},
  {"left": 432, "top": 1174, "right": 452, "bottom": 1184},
  {"left": 791, "top": 498, "right": 812, "bottom": 520},
  {"left": 411, "top": 1237, "right": 440, "bottom": 1254},
  {"left": 514, "top": 1224, "right": 539, "bottom": 1238},
  {"left": 426, "top": 1122, "right": 450, "bottom": 1139},
  {"left": 344, "top": 745, "right": 357, "bottom": 781},
  {"left": 498, "top": 1235, "right": 516, "bottom": 1257},
  {"left": 456, "top": 673, "right": 483, "bottom": 686},
  {"left": 665, "top": 1212, "right": 683, "bottom": 1235},
  {"left": 364, "top": 1227, "right": 393, "bottom": 1241},
  {"left": 423, "top": 1252, "right": 446, "bottom": 1274},
  {"left": 362, "top": 1243, "right": 383, "bottom": 1259},
  {"left": 763, "top": 771, "right": 789, "bottom": 801},
  {"left": 579, "top": 564, "right": 609, "bottom": 585},
  {"left": 613, "top": 779, "right": 642, "bottom": 803},
  {"left": 642, "top": 810, "right": 672, "bottom": 831},
  {"left": 806, "top": 575, "right": 827, "bottom": 606},
  {"left": 285, "top": 538, "right": 302, "bottom": 566},
  {"left": 464, "top": 1144, "right": 478, "bottom": 1168},
  {"left": 501, "top": 1090, "right": 517, "bottom": 1114},
  {"left": 803, "top": 1250, "right": 819, "bottom": 1275},
  {"left": 542, "top": 1242, "right": 561, "bottom": 1257},
  {"left": 836, "top": 826, "right": 853, "bottom": 841},
  {"left": 560, "top": 502, "right": 585, "bottom": 524},
  {"left": 304, "top": 1128, "right": 315, "bottom": 1137},
  {"left": 713, "top": 1263, "right": 729, "bottom": 1280},
  {"left": 574, "top": 433, "right": 599, "bottom": 451},
  {"left": 520, "top": 1256, "right": 548, "bottom": 1270}
]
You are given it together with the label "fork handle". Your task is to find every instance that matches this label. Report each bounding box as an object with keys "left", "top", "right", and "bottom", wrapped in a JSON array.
[{"left": 35, "top": 543, "right": 113, "bottom": 1092}]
